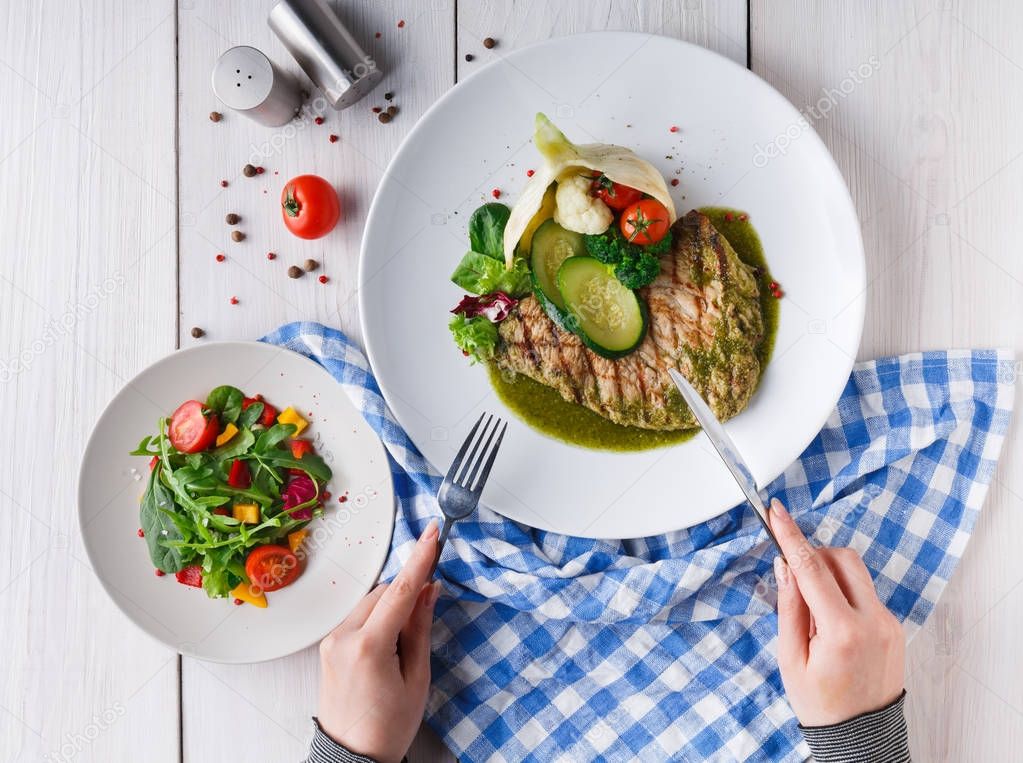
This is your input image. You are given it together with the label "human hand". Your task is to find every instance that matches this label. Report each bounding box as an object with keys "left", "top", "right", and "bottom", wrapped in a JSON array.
[
  {"left": 316, "top": 519, "right": 441, "bottom": 763},
  {"left": 769, "top": 499, "right": 905, "bottom": 727}
]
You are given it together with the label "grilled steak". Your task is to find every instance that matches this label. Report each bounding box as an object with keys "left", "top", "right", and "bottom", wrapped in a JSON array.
[{"left": 494, "top": 210, "right": 764, "bottom": 430}]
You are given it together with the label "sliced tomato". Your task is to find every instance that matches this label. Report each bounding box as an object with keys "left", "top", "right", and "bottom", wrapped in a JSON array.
[
  {"left": 175, "top": 566, "right": 203, "bottom": 588},
  {"left": 290, "top": 439, "right": 313, "bottom": 459},
  {"left": 168, "top": 400, "right": 219, "bottom": 453},
  {"left": 148, "top": 455, "right": 159, "bottom": 471},
  {"left": 620, "top": 199, "right": 671, "bottom": 245},
  {"left": 245, "top": 545, "right": 301, "bottom": 592},
  {"left": 227, "top": 459, "right": 252, "bottom": 488},
  {"left": 591, "top": 174, "right": 643, "bottom": 211},
  {"left": 242, "top": 395, "right": 277, "bottom": 427}
]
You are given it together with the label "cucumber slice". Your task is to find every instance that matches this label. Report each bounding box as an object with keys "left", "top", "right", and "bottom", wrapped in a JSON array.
[
  {"left": 557, "top": 256, "right": 648, "bottom": 358},
  {"left": 530, "top": 219, "right": 586, "bottom": 310}
]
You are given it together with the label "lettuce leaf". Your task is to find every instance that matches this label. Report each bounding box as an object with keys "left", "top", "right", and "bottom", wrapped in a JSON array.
[
  {"left": 450, "top": 251, "right": 531, "bottom": 296},
  {"left": 449, "top": 314, "right": 498, "bottom": 364}
]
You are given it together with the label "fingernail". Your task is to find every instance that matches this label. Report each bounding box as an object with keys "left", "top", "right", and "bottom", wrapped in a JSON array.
[
  {"left": 774, "top": 556, "right": 789, "bottom": 588},
  {"left": 771, "top": 499, "right": 791, "bottom": 524},
  {"left": 419, "top": 519, "right": 439, "bottom": 544}
]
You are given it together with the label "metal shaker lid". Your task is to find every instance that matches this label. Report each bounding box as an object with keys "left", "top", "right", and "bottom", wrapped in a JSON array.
[
  {"left": 211, "top": 46, "right": 301, "bottom": 126},
  {"left": 268, "top": 0, "right": 383, "bottom": 110}
]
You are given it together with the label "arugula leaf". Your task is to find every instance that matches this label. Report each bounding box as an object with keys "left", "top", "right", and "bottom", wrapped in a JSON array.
[
  {"left": 129, "top": 435, "right": 160, "bottom": 456},
  {"left": 254, "top": 423, "right": 296, "bottom": 454},
  {"left": 260, "top": 451, "right": 333, "bottom": 483},
  {"left": 140, "top": 467, "right": 185, "bottom": 573},
  {"left": 212, "top": 428, "right": 256, "bottom": 461},
  {"left": 237, "top": 402, "right": 264, "bottom": 430},
  {"left": 468, "top": 202, "right": 510, "bottom": 258},
  {"left": 206, "top": 385, "right": 244, "bottom": 424}
]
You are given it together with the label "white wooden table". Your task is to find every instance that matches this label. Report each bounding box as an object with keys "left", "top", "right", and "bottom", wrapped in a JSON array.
[{"left": 2, "top": 1, "right": 1021, "bottom": 760}]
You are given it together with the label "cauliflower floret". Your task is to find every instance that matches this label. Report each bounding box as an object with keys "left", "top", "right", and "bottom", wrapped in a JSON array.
[{"left": 553, "top": 173, "right": 612, "bottom": 235}]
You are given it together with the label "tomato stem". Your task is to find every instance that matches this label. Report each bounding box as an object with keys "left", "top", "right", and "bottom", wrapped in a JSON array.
[{"left": 282, "top": 185, "right": 301, "bottom": 218}]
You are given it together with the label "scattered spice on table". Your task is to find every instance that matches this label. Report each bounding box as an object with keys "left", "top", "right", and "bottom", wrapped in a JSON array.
[
  {"left": 209, "top": 111, "right": 222, "bottom": 122},
  {"left": 314, "top": 116, "right": 324, "bottom": 125},
  {"left": 384, "top": 91, "right": 394, "bottom": 101},
  {"left": 137, "top": 528, "right": 145, "bottom": 538},
  {"left": 669, "top": 125, "right": 679, "bottom": 133},
  {"left": 231, "top": 231, "right": 245, "bottom": 242},
  {"left": 328, "top": 134, "right": 339, "bottom": 143},
  {"left": 318, "top": 275, "right": 328, "bottom": 284},
  {"left": 374, "top": 31, "right": 381, "bottom": 38},
  {"left": 397, "top": 19, "right": 405, "bottom": 28},
  {"left": 242, "top": 164, "right": 256, "bottom": 177},
  {"left": 491, "top": 188, "right": 501, "bottom": 199},
  {"left": 220, "top": 179, "right": 228, "bottom": 187},
  {"left": 190, "top": 327, "right": 205, "bottom": 338},
  {"left": 670, "top": 178, "right": 679, "bottom": 186},
  {"left": 266, "top": 252, "right": 276, "bottom": 260},
  {"left": 215, "top": 253, "right": 226, "bottom": 262},
  {"left": 225, "top": 213, "right": 240, "bottom": 225},
  {"left": 256, "top": 166, "right": 265, "bottom": 175},
  {"left": 229, "top": 296, "right": 239, "bottom": 305},
  {"left": 233, "top": 598, "right": 243, "bottom": 606},
  {"left": 303, "top": 258, "right": 319, "bottom": 272},
  {"left": 288, "top": 265, "right": 303, "bottom": 279},
  {"left": 465, "top": 53, "right": 474, "bottom": 62},
  {"left": 483, "top": 37, "right": 497, "bottom": 48},
  {"left": 372, "top": 106, "right": 382, "bottom": 113},
  {"left": 378, "top": 112, "right": 392, "bottom": 124},
  {"left": 526, "top": 169, "right": 535, "bottom": 177}
]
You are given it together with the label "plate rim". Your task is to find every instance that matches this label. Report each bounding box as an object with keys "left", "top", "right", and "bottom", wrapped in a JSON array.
[
  {"left": 358, "top": 31, "right": 865, "bottom": 537},
  {"left": 77, "top": 340, "right": 396, "bottom": 663}
]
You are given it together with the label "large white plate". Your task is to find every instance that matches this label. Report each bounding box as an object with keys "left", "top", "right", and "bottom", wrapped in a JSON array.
[
  {"left": 360, "top": 33, "right": 864, "bottom": 539},
  {"left": 78, "top": 342, "right": 395, "bottom": 663}
]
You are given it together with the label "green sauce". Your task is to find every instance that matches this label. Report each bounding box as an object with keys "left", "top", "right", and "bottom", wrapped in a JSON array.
[{"left": 489, "top": 207, "right": 778, "bottom": 452}]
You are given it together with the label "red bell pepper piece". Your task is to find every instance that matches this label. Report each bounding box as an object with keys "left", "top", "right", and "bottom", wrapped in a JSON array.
[
  {"left": 175, "top": 566, "right": 203, "bottom": 588},
  {"left": 227, "top": 459, "right": 251, "bottom": 489},
  {"left": 290, "top": 439, "right": 314, "bottom": 459}
]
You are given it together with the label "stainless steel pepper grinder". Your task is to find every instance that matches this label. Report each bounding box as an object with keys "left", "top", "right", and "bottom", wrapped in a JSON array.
[{"left": 268, "top": 0, "right": 383, "bottom": 110}]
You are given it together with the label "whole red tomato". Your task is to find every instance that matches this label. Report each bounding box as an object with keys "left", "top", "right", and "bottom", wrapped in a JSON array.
[
  {"left": 281, "top": 175, "right": 340, "bottom": 240},
  {"left": 590, "top": 174, "right": 643, "bottom": 211},
  {"left": 620, "top": 199, "right": 671, "bottom": 245}
]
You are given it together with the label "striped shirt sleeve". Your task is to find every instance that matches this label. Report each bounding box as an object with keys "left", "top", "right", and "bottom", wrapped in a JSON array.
[
  {"left": 798, "top": 691, "right": 911, "bottom": 762},
  {"left": 304, "top": 718, "right": 379, "bottom": 763}
]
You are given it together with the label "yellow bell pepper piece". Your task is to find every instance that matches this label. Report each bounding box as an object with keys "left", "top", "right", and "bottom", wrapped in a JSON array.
[
  {"left": 230, "top": 582, "right": 267, "bottom": 608},
  {"left": 232, "top": 503, "right": 260, "bottom": 524},
  {"left": 288, "top": 529, "right": 309, "bottom": 554},
  {"left": 277, "top": 407, "right": 308, "bottom": 437},
  {"left": 215, "top": 422, "right": 238, "bottom": 447}
]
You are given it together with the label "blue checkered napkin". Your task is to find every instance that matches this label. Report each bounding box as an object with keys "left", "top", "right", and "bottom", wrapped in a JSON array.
[{"left": 263, "top": 323, "right": 1014, "bottom": 763}]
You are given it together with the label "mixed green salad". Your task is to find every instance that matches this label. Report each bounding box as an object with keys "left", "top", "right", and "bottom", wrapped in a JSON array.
[
  {"left": 449, "top": 113, "right": 676, "bottom": 362},
  {"left": 130, "top": 386, "right": 331, "bottom": 608}
]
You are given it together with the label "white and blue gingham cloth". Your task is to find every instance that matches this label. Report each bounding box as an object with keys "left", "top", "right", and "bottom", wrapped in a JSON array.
[{"left": 264, "top": 322, "right": 1014, "bottom": 763}]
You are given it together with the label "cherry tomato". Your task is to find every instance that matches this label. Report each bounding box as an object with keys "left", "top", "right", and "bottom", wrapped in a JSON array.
[
  {"left": 620, "top": 199, "right": 671, "bottom": 245},
  {"left": 591, "top": 174, "right": 643, "bottom": 211},
  {"left": 281, "top": 175, "right": 340, "bottom": 240},
  {"left": 168, "top": 400, "right": 219, "bottom": 453},
  {"left": 245, "top": 545, "right": 301, "bottom": 592}
]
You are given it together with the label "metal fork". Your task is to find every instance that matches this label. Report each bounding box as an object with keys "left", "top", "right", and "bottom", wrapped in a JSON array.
[{"left": 431, "top": 412, "right": 507, "bottom": 574}]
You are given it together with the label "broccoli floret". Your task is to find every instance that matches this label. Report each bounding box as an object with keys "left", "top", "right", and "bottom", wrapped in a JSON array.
[{"left": 583, "top": 228, "right": 671, "bottom": 289}]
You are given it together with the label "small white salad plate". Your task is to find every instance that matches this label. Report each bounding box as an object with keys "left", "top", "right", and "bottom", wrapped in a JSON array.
[
  {"left": 78, "top": 342, "right": 395, "bottom": 663},
  {"left": 360, "top": 32, "right": 865, "bottom": 538}
]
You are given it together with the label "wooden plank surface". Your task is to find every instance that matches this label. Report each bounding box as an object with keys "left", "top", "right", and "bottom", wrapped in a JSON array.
[
  {"left": 752, "top": 2, "right": 1023, "bottom": 759},
  {"left": 0, "top": 1, "right": 180, "bottom": 762}
]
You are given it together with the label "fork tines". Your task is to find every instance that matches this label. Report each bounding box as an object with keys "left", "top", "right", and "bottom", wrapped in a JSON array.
[{"left": 447, "top": 412, "right": 507, "bottom": 494}]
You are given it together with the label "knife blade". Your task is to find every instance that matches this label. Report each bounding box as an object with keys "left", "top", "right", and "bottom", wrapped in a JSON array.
[{"left": 668, "top": 368, "right": 784, "bottom": 556}]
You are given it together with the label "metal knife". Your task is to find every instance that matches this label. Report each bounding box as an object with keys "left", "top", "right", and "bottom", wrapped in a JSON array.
[{"left": 668, "top": 369, "right": 784, "bottom": 557}]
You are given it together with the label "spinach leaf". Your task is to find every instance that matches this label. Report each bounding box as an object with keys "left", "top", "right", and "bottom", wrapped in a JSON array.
[
  {"left": 468, "top": 203, "right": 510, "bottom": 258},
  {"left": 237, "top": 401, "right": 264, "bottom": 430},
  {"left": 140, "top": 467, "right": 184, "bottom": 573},
  {"left": 450, "top": 252, "right": 531, "bottom": 297},
  {"left": 206, "top": 385, "right": 244, "bottom": 424}
]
